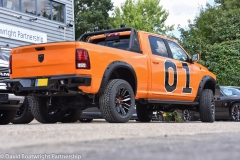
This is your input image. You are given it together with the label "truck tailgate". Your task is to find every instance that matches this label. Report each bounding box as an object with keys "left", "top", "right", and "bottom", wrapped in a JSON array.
[{"left": 11, "top": 42, "right": 76, "bottom": 79}]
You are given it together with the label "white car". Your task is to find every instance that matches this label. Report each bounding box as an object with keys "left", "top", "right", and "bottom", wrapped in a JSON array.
[{"left": 0, "top": 50, "right": 25, "bottom": 124}]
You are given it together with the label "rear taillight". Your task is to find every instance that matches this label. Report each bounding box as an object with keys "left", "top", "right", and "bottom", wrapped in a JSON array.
[
  {"left": 9, "top": 55, "right": 12, "bottom": 74},
  {"left": 76, "top": 49, "right": 90, "bottom": 69}
]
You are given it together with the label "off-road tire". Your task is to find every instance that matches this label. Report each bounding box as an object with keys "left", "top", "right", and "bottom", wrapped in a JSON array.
[
  {"left": 30, "top": 96, "right": 66, "bottom": 124},
  {"left": 11, "top": 97, "right": 34, "bottom": 124},
  {"left": 199, "top": 89, "right": 215, "bottom": 122},
  {"left": 0, "top": 110, "right": 17, "bottom": 125},
  {"left": 79, "top": 118, "right": 93, "bottom": 123},
  {"left": 99, "top": 79, "right": 135, "bottom": 123},
  {"left": 61, "top": 109, "right": 82, "bottom": 123},
  {"left": 136, "top": 104, "right": 152, "bottom": 122}
]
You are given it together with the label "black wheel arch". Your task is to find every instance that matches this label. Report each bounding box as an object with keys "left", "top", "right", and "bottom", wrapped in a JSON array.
[
  {"left": 97, "top": 61, "right": 137, "bottom": 95},
  {"left": 194, "top": 76, "right": 220, "bottom": 102}
]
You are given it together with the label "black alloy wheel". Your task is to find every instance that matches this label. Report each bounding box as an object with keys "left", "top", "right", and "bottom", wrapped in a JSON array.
[
  {"left": 231, "top": 103, "right": 240, "bottom": 121},
  {"left": 182, "top": 110, "right": 192, "bottom": 122},
  {"left": 115, "top": 87, "right": 132, "bottom": 116},
  {"left": 15, "top": 105, "right": 25, "bottom": 119}
]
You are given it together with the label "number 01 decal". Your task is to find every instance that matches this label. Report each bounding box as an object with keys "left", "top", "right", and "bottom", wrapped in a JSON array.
[
  {"left": 181, "top": 62, "right": 192, "bottom": 93},
  {"left": 164, "top": 60, "right": 192, "bottom": 93},
  {"left": 164, "top": 60, "right": 177, "bottom": 92}
]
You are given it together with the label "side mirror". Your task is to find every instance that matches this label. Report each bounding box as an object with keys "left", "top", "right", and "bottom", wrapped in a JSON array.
[{"left": 191, "top": 54, "right": 200, "bottom": 63}]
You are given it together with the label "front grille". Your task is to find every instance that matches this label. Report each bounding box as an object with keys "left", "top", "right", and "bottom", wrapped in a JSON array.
[{"left": 0, "top": 66, "right": 9, "bottom": 81}]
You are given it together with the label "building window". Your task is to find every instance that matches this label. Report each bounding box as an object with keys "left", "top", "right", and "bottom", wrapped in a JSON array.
[
  {"left": 22, "top": 0, "right": 36, "bottom": 15},
  {"left": 37, "top": 0, "right": 51, "bottom": 20},
  {"left": 2, "top": 0, "right": 20, "bottom": 11},
  {"left": 0, "top": 0, "right": 65, "bottom": 23},
  {"left": 52, "top": 1, "right": 64, "bottom": 23}
]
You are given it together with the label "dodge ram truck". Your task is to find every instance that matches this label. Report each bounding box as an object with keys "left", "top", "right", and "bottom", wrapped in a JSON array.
[{"left": 4, "top": 27, "right": 220, "bottom": 123}]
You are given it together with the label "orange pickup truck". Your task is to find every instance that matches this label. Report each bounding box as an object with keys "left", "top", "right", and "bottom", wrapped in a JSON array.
[{"left": 4, "top": 27, "right": 219, "bottom": 123}]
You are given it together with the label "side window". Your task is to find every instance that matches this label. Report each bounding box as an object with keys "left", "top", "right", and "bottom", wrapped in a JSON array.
[
  {"left": 167, "top": 40, "right": 189, "bottom": 61},
  {"left": 222, "top": 88, "right": 232, "bottom": 96},
  {"left": 0, "top": 0, "right": 2, "bottom": 7},
  {"left": 148, "top": 36, "right": 168, "bottom": 58}
]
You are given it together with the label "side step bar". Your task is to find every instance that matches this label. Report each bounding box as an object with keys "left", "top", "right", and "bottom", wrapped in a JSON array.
[{"left": 145, "top": 99, "right": 199, "bottom": 105}]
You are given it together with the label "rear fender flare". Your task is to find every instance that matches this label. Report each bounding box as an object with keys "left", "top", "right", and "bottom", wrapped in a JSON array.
[{"left": 97, "top": 61, "right": 137, "bottom": 95}]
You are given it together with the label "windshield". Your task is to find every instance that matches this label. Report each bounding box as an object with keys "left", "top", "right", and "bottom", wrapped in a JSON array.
[
  {"left": 0, "top": 49, "right": 10, "bottom": 61},
  {"left": 221, "top": 87, "right": 240, "bottom": 96}
]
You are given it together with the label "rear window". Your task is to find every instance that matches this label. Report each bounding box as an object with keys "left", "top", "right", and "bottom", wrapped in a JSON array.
[{"left": 89, "top": 35, "right": 130, "bottom": 51}]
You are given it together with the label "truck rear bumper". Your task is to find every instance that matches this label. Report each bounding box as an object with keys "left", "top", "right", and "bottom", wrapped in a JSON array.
[{"left": 4, "top": 75, "right": 91, "bottom": 94}]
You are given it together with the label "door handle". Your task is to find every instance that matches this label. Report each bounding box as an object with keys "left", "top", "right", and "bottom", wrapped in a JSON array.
[{"left": 152, "top": 61, "right": 159, "bottom": 64}]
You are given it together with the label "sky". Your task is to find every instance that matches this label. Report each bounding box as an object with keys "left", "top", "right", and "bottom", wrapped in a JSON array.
[{"left": 112, "top": 0, "right": 215, "bottom": 37}]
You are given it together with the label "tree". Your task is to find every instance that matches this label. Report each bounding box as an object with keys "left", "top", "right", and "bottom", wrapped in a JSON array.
[
  {"left": 109, "top": 0, "right": 173, "bottom": 36},
  {"left": 74, "top": 0, "right": 113, "bottom": 40},
  {"left": 178, "top": 0, "right": 240, "bottom": 86},
  {"left": 177, "top": 4, "right": 221, "bottom": 55},
  {"left": 203, "top": 40, "right": 240, "bottom": 86},
  {"left": 214, "top": 0, "right": 240, "bottom": 10}
]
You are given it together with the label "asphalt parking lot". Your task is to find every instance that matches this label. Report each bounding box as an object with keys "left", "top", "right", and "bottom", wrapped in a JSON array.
[{"left": 0, "top": 120, "right": 240, "bottom": 160}]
